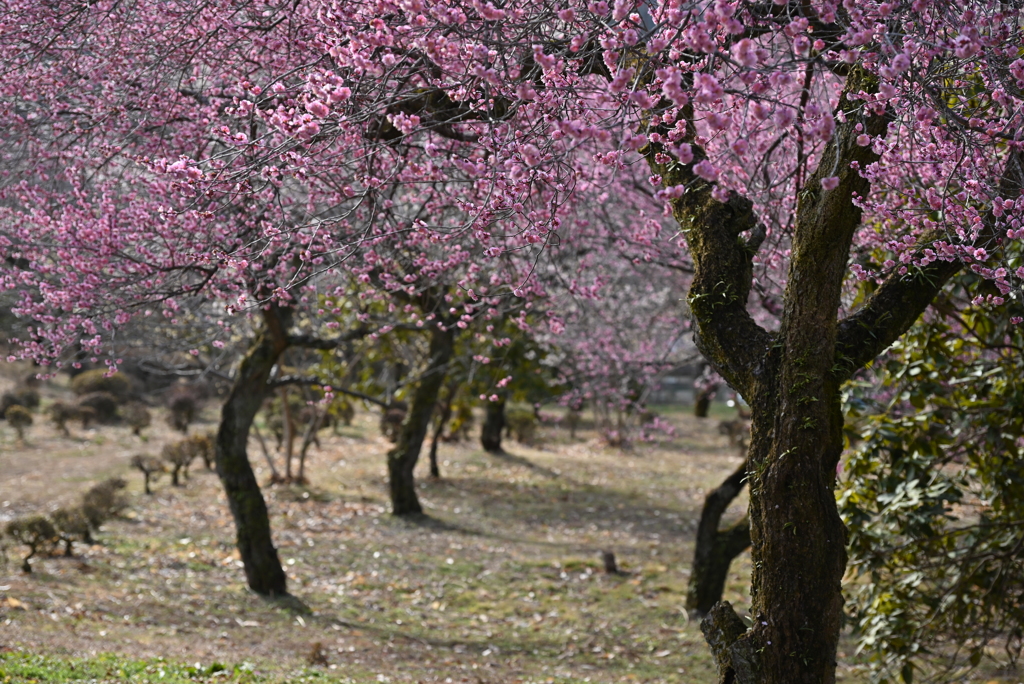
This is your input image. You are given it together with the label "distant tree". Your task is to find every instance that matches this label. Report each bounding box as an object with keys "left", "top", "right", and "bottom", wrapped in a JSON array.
[
  {"left": 130, "top": 454, "right": 165, "bottom": 494},
  {"left": 162, "top": 441, "right": 196, "bottom": 487}
]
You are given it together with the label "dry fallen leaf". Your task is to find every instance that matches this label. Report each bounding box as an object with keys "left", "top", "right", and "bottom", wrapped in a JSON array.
[{"left": 1, "top": 597, "right": 28, "bottom": 610}]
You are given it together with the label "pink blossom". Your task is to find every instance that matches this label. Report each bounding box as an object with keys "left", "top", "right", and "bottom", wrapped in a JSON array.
[{"left": 693, "top": 160, "right": 719, "bottom": 182}]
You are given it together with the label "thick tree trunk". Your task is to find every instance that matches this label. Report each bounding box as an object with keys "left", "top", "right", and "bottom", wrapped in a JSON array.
[
  {"left": 686, "top": 461, "right": 751, "bottom": 615},
  {"left": 215, "top": 309, "right": 289, "bottom": 596},
  {"left": 387, "top": 325, "right": 455, "bottom": 515},
  {"left": 480, "top": 398, "right": 505, "bottom": 453}
]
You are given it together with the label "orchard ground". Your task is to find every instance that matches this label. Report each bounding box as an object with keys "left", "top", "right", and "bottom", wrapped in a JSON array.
[{"left": 0, "top": 370, "right": 1001, "bottom": 684}]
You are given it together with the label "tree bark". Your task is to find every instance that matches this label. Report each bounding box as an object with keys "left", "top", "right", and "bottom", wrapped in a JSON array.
[
  {"left": 387, "top": 325, "right": 455, "bottom": 515},
  {"left": 214, "top": 307, "right": 289, "bottom": 596},
  {"left": 481, "top": 398, "right": 505, "bottom": 453},
  {"left": 429, "top": 389, "right": 454, "bottom": 478},
  {"left": 640, "top": 69, "right": 980, "bottom": 683},
  {"left": 297, "top": 405, "right": 324, "bottom": 484},
  {"left": 694, "top": 389, "right": 711, "bottom": 418},
  {"left": 687, "top": 461, "right": 751, "bottom": 616},
  {"left": 280, "top": 387, "right": 294, "bottom": 481}
]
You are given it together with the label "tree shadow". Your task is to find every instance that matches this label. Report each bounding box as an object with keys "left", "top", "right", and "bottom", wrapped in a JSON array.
[
  {"left": 388, "top": 511, "right": 479, "bottom": 536},
  {"left": 485, "top": 448, "right": 560, "bottom": 478},
  {"left": 262, "top": 592, "right": 312, "bottom": 615}
]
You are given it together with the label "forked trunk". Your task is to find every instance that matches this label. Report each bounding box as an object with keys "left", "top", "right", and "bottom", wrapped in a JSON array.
[
  {"left": 687, "top": 461, "right": 751, "bottom": 615},
  {"left": 480, "top": 399, "right": 505, "bottom": 453},
  {"left": 387, "top": 325, "right": 455, "bottom": 515},
  {"left": 215, "top": 310, "right": 289, "bottom": 596}
]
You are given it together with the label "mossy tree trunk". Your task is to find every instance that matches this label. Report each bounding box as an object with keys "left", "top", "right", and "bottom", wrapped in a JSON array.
[
  {"left": 645, "top": 70, "right": 982, "bottom": 683},
  {"left": 388, "top": 325, "right": 456, "bottom": 515},
  {"left": 480, "top": 398, "right": 505, "bottom": 453},
  {"left": 215, "top": 306, "right": 290, "bottom": 596},
  {"left": 686, "top": 461, "right": 751, "bottom": 616}
]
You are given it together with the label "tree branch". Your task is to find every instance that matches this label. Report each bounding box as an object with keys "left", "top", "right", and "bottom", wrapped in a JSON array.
[
  {"left": 266, "top": 376, "right": 390, "bottom": 407},
  {"left": 835, "top": 148, "right": 1024, "bottom": 380},
  {"left": 287, "top": 326, "right": 373, "bottom": 349},
  {"left": 645, "top": 146, "right": 772, "bottom": 398}
]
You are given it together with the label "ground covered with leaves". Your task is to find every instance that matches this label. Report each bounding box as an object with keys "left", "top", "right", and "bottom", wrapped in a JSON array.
[{"left": 0, "top": 376, "right": 886, "bottom": 683}]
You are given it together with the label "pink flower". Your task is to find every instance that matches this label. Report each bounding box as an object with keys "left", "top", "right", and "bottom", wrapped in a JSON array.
[
  {"left": 693, "top": 160, "right": 719, "bottom": 182},
  {"left": 673, "top": 143, "right": 694, "bottom": 164},
  {"left": 731, "top": 38, "right": 758, "bottom": 67},
  {"left": 305, "top": 100, "right": 330, "bottom": 118},
  {"left": 821, "top": 176, "right": 839, "bottom": 191},
  {"left": 891, "top": 53, "right": 911, "bottom": 73}
]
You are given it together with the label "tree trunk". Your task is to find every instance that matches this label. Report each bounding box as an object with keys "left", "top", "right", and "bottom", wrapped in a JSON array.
[
  {"left": 387, "top": 325, "right": 455, "bottom": 515},
  {"left": 480, "top": 398, "right": 505, "bottom": 453},
  {"left": 694, "top": 389, "right": 711, "bottom": 418},
  {"left": 214, "top": 308, "right": 289, "bottom": 596},
  {"left": 429, "top": 393, "right": 453, "bottom": 479},
  {"left": 297, "top": 406, "right": 324, "bottom": 484},
  {"left": 281, "top": 387, "right": 294, "bottom": 481},
  {"left": 686, "top": 461, "right": 751, "bottom": 615},
  {"left": 640, "top": 68, "right": 932, "bottom": 684}
]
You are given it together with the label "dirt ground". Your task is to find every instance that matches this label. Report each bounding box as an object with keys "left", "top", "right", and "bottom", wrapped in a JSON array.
[{"left": 0, "top": 365, "right": 867, "bottom": 683}]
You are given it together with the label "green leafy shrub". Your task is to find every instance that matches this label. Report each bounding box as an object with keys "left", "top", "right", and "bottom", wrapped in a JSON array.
[
  {"left": 167, "top": 393, "right": 197, "bottom": 433},
  {"left": 185, "top": 432, "right": 216, "bottom": 469},
  {"left": 48, "top": 400, "right": 75, "bottom": 436},
  {"left": 70, "top": 369, "right": 132, "bottom": 402},
  {"left": 841, "top": 314, "right": 1024, "bottom": 682},
  {"left": 51, "top": 507, "right": 92, "bottom": 556},
  {"left": 130, "top": 454, "right": 165, "bottom": 494},
  {"left": 81, "top": 477, "right": 127, "bottom": 530},
  {"left": 0, "top": 387, "right": 40, "bottom": 414},
  {"left": 5, "top": 516, "right": 56, "bottom": 572},
  {"left": 123, "top": 403, "right": 152, "bottom": 436},
  {"left": 505, "top": 407, "right": 537, "bottom": 444},
  {"left": 162, "top": 441, "right": 195, "bottom": 486},
  {"left": 77, "top": 391, "right": 119, "bottom": 422},
  {"left": 446, "top": 402, "right": 475, "bottom": 442},
  {"left": 5, "top": 404, "right": 32, "bottom": 440}
]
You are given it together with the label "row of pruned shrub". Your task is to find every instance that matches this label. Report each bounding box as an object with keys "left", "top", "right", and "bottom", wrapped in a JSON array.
[{"left": 2, "top": 478, "right": 127, "bottom": 573}]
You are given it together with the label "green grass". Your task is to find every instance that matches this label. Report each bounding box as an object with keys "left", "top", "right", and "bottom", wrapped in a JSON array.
[{"left": 0, "top": 652, "right": 265, "bottom": 683}]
